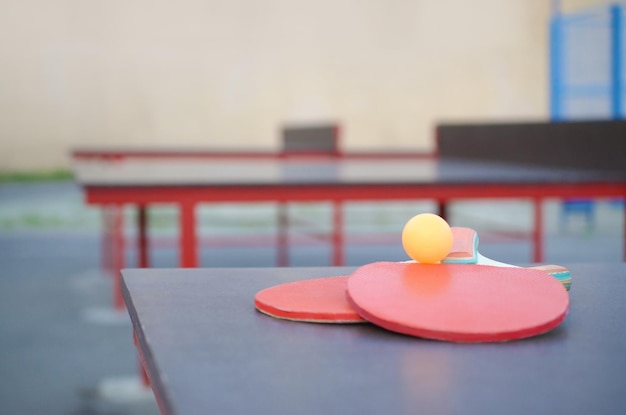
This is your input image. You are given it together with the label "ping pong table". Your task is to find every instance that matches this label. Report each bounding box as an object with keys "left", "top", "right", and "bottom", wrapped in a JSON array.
[
  {"left": 72, "top": 154, "right": 626, "bottom": 308},
  {"left": 122, "top": 263, "right": 626, "bottom": 415}
]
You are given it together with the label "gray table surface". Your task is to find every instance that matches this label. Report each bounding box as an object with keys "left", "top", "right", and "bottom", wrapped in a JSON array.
[
  {"left": 122, "top": 265, "right": 626, "bottom": 415},
  {"left": 74, "top": 158, "right": 626, "bottom": 186}
]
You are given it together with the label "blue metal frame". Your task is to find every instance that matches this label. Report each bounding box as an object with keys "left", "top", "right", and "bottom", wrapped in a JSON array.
[
  {"left": 610, "top": 4, "right": 623, "bottom": 118},
  {"left": 550, "top": 14, "right": 563, "bottom": 120},
  {"left": 550, "top": 2, "right": 624, "bottom": 120},
  {"left": 550, "top": 3, "right": 625, "bottom": 226}
]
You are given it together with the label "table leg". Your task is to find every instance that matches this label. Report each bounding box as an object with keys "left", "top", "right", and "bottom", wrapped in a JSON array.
[
  {"left": 138, "top": 205, "right": 149, "bottom": 268},
  {"left": 112, "top": 206, "right": 126, "bottom": 310},
  {"left": 332, "top": 200, "right": 344, "bottom": 266},
  {"left": 101, "top": 207, "right": 113, "bottom": 276},
  {"left": 134, "top": 330, "right": 151, "bottom": 388},
  {"left": 276, "top": 203, "right": 289, "bottom": 267},
  {"left": 437, "top": 201, "right": 448, "bottom": 222},
  {"left": 180, "top": 202, "right": 198, "bottom": 267},
  {"left": 533, "top": 198, "right": 544, "bottom": 263}
]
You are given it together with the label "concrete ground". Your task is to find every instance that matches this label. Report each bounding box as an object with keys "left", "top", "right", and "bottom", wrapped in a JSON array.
[{"left": 0, "top": 181, "right": 623, "bottom": 415}]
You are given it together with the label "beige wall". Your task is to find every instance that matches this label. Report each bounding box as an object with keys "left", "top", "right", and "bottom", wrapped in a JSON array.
[
  {"left": 0, "top": 0, "right": 552, "bottom": 171},
  {"left": 560, "top": 0, "right": 608, "bottom": 12}
]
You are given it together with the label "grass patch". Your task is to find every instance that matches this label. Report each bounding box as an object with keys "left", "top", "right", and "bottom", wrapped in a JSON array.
[{"left": 0, "top": 169, "right": 74, "bottom": 183}]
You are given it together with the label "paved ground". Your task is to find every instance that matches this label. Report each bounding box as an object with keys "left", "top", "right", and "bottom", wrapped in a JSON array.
[{"left": 0, "top": 181, "right": 623, "bottom": 414}]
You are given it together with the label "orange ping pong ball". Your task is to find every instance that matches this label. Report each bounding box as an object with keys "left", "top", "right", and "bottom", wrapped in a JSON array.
[{"left": 401, "top": 213, "right": 453, "bottom": 264}]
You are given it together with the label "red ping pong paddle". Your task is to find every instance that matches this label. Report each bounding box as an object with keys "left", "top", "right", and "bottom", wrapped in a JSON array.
[
  {"left": 346, "top": 262, "right": 569, "bottom": 342},
  {"left": 254, "top": 276, "right": 366, "bottom": 323}
]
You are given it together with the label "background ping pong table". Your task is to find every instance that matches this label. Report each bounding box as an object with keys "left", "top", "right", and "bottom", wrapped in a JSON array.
[{"left": 71, "top": 121, "right": 626, "bottom": 309}]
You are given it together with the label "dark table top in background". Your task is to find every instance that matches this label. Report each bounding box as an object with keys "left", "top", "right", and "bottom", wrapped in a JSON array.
[
  {"left": 73, "top": 157, "right": 626, "bottom": 187},
  {"left": 122, "top": 264, "right": 626, "bottom": 415}
]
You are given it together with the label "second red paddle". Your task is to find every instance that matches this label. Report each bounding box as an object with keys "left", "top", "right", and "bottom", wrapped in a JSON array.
[
  {"left": 255, "top": 276, "right": 366, "bottom": 323},
  {"left": 346, "top": 262, "right": 569, "bottom": 342}
]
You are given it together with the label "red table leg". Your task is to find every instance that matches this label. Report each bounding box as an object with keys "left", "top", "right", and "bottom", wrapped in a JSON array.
[
  {"left": 332, "top": 200, "right": 344, "bottom": 266},
  {"left": 180, "top": 202, "right": 198, "bottom": 267},
  {"left": 134, "top": 330, "right": 151, "bottom": 387},
  {"left": 533, "top": 198, "right": 544, "bottom": 263},
  {"left": 111, "top": 206, "right": 126, "bottom": 310}
]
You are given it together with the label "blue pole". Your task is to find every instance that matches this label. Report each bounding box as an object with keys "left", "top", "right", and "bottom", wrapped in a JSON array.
[
  {"left": 549, "top": 14, "right": 563, "bottom": 120},
  {"left": 610, "top": 4, "right": 623, "bottom": 119}
]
